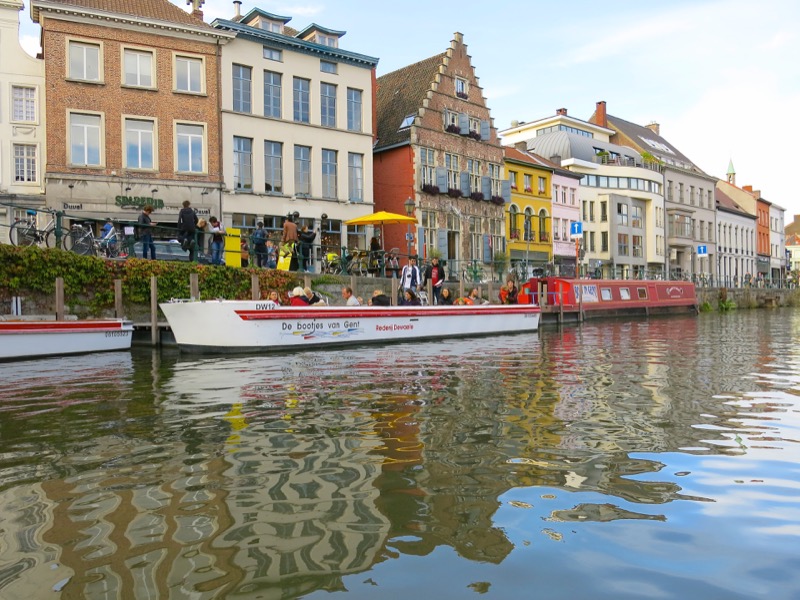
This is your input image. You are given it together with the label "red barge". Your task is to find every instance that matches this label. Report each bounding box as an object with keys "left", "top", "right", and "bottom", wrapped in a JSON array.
[{"left": 520, "top": 277, "right": 698, "bottom": 324}]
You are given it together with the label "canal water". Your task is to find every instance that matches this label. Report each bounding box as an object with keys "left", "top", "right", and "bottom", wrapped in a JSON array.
[{"left": 0, "top": 309, "right": 799, "bottom": 599}]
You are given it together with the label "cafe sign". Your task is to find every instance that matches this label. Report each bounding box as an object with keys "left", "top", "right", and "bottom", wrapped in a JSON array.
[{"left": 115, "top": 195, "right": 165, "bottom": 210}]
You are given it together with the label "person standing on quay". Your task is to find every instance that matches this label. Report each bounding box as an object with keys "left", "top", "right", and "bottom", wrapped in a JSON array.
[
  {"left": 137, "top": 205, "right": 156, "bottom": 260},
  {"left": 208, "top": 216, "right": 225, "bottom": 265},
  {"left": 423, "top": 256, "right": 447, "bottom": 305},
  {"left": 177, "top": 200, "right": 198, "bottom": 261},
  {"left": 282, "top": 213, "right": 299, "bottom": 271}
]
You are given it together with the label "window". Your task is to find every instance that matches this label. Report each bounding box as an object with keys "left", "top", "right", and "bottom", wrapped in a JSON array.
[
  {"left": 11, "top": 86, "right": 36, "bottom": 122},
  {"left": 509, "top": 170, "right": 517, "bottom": 190},
  {"left": 69, "top": 41, "right": 100, "bottom": 81},
  {"left": 320, "top": 60, "right": 337, "bottom": 74},
  {"left": 617, "top": 203, "right": 628, "bottom": 226},
  {"left": 321, "top": 149, "right": 337, "bottom": 199},
  {"left": 69, "top": 113, "right": 101, "bottom": 166},
  {"left": 618, "top": 233, "right": 629, "bottom": 255},
  {"left": 294, "top": 145, "right": 311, "bottom": 195},
  {"left": 632, "top": 235, "right": 643, "bottom": 257},
  {"left": 233, "top": 136, "right": 253, "bottom": 190},
  {"left": 124, "top": 118, "right": 154, "bottom": 170},
  {"left": 293, "top": 77, "right": 310, "bottom": 123},
  {"left": 445, "top": 153, "right": 459, "bottom": 189},
  {"left": 232, "top": 64, "right": 252, "bottom": 113},
  {"left": 632, "top": 206, "right": 643, "bottom": 228},
  {"left": 264, "top": 141, "right": 282, "bottom": 193},
  {"left": 263, "top": 47, "right": 282, "bottom": 62},
  {"left": 538, "top": 176, "right": 546, "bottom": 194},
  {"left": 589, "top": 231, "right": 595, "bottom": 252},
  {"left": 13, "top": 144, "right": 36, "bottom": 182},
  {"left": 524, "top": 208, "right": 533, "bottom": 242},
  {"left": 523, "top": 174, "right": 532, "bottom": 192},
  {"left": 469, "top": 216, "right": 482, "bottom": 261},
  {"left": 489, "top": 163, "right": 501, "bottom": 197},
  {"left": 320, "top": 82, "right": 336, "bottom": 127},
  {"left": 175, "top": 55, "right": 202, "bottom": 93},
  {"left": 601, "top": 288, "right": 612, "bottom": 301},
  {"left": 400, "top": 114, "right": 415, "bottom": 129},
  {"left": 601, "top": 231, "right": 608, "bottom": 252},
  {"left": 553, "top": 217, "right": 560, "bottom": 240},
  {"left": 421, "top": 147, "right": 435, "bottom": 186},
  {"left": 347, "top": 88, "right": 362, "bottom": 132},
  {"left": 123, "top": 49, "right": 153, "bottom": 87},
  {"left": 589, "top": 201, "right": 595, "bottom": 222},
  {"left": 553, "top": 185, "right": 559, "bottom": 203},
  {"left": 455, "top": 77, "right": 468, "bottom": 98},
  {"left": 467, "top": 159, "right": 480, "bottom": 194},
  {"left": 600, "top": 201, "right": 608, "bottom": 222},
  {"left": 317, "top": 34, "right": 337, "bottom": 47},
  {"left": 348, "top": 153, "right": 363, "bottom": 202},
  {"left": 264, "top": 71, "right": 281, "bottom": 118},
  {"left": 176, "top": 123, "right": 204, "bottom": 172},
  {"left": 509, "top": 205, "right": 519, "bottom": 239}
]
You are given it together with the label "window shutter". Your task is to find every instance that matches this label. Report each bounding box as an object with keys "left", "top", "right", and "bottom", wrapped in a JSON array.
[
  {"left": 459, "top": 113, "right": 469, "bottom": 135},
  {"left": 437, "top": 229, "right": 448, "bottom": 260},
  {"left": 460, "top": 171, "right": 470, "bottom": 196},
  {"left": 483, "top": 234, "right": 492, "bottom": 263},
  {"left": 481, "top": 175, "right": 491, "bottom": 198},
  {"left": 480, "top": 120, "right": 490, "bottom": 141},
  {"left": 501, "top": 179, "right": 511, "bottom": 203},
  {"left": 436, "top": 167, "right": 447, "bottom": 190},
  {"left": 417, "top": 226, "right": 424, "bottom": 256}
]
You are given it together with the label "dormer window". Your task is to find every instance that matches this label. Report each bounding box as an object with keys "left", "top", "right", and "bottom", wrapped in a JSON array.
[
  {"left": 317, "top": 34, "right": 338, "bottom": 47},
  {"left": 399, "top": 114, "right": 414, "bottom": 129},
  {"left": 455, "top": 77, "right": 468, "bottom": 99},
  {"left": 260, "top": 19, "right": 283, "bottom": 33}
]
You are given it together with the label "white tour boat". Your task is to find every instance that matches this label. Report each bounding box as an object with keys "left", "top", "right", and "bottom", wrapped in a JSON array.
[
  {"left": 0, "top": 318, "right": 134, "bottom": 360},
  {"left": 160, "top": 300, "right": 541, "bottom": 354}
]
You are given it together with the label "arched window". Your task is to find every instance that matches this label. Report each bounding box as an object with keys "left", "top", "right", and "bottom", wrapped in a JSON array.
[
  {"left": 538, "top": 209, "right": 548, "bottom": 242},
  {"left": 524, "top": 207, "right": 533, "bottom": 242},
  {"left": 509, "top": 205, "right": 520, "bottom": 240}
]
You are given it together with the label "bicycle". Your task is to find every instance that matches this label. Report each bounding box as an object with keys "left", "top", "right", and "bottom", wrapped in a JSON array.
[
  {"left": 9, "top": 208, "right": 70, "bottom": 248},
  {"left": 64, "top": 223, "right": 123, "bottom": 258},
  {"left": 462, "top": 260, "right": 486, "bottom": 284}
]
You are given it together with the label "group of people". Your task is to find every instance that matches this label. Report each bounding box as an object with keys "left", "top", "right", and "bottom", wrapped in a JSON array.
[{"left": 136, "top": 201, "right": 224, "bottom": 264}]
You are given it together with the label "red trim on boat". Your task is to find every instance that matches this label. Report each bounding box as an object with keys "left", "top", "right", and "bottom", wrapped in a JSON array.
[
  {"left": 234, "top": 305, "right": 540, "bottom": 321},
  {"left": 0, "top": 321, "right": 126, "bottom": 333}
]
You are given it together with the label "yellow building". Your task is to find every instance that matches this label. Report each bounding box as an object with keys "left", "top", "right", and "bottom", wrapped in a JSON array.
[{"left": 503, "top": 147, "right": 553, "bottom": 275}]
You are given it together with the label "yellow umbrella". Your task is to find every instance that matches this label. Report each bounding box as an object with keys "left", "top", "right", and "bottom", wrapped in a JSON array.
[{"left": 344, "top": 211, "right": 417, "bottom": 226}]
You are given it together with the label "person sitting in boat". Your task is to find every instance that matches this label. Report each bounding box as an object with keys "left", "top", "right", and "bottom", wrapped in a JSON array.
[
  {"left": 304, "top": 287, "right": 325, "bottom": 305},
  {"left": 468, "top": 288, "right": 486, "bottom": 305},
  {"left": 289, "top": 286, "right": 309, "bottom": 306},
  {"left": 401, "top": 289, "right": 421, "bottom": 306},
  {"left": 341, "top": 286, "right": 360, "bottom": 306},
  {"left": 266, "top": 290, "right": 281, "bottom": 305},
  {"left": 439, "top": 288, "right": 454, "bottom": 305},
  {"left": 370, "top": 289, "right": 391, "bottom": 306},
  {"left": 500, "top": 279, "right": 518, "bottom": 304}
]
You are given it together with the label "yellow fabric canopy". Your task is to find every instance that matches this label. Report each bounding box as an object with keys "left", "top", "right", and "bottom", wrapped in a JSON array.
[{"left": 344, "top": 211, "right": 417, "bottom": 226}]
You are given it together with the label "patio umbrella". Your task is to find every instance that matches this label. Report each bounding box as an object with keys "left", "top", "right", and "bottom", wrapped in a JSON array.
[{"left": 345, "top": 211, "right": 417, "bottom": 250}]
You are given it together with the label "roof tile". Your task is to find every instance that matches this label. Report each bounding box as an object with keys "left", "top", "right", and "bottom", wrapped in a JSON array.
[{"left": 37, "top": 0, "right": 215, "bottom": 30}]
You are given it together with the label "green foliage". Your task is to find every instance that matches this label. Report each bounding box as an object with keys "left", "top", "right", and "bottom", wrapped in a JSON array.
[
  {"left": 699, "top": 301, "right": 713, "bottom": 312},
  {"left": 718, "top": 298, "right": 737, "bottom": 312},
  {"left": 492, "top": 250, "right": 509, "bottom": 277},
  {"left": 0, "top": 245, "right": 297, "bottom": 316}
]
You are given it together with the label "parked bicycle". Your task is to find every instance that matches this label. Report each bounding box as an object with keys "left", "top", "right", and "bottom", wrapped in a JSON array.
[
  {"left": 462, "top": 260, "right": 487, "bottom": 284},
  {"left": 64, "top": 222, "right": 123, "bottom": 258},
  {"left": 9, "top": 208, "right": 70, "bottom": 248}
]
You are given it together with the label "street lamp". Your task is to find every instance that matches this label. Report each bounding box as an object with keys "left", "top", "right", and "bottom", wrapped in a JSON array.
[{"left": 404, "top": 197, "right": 415, "bottom": 259}]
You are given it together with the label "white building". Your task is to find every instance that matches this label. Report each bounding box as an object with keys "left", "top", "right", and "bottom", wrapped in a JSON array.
[
  {"left": 769, "top": 202, "right": 786, "bottom": 284},
  {"left": 715, "top": 185, "right": 756, "bottom": 287},
  {"left": 500, "top": 109, "right": 666, "bottom": 279},
  {"left": 213, "top": 7, "right": 379, "bottom": 259},
  {"left": 0, "top": 0, "right": 45, "bottom": 242}
]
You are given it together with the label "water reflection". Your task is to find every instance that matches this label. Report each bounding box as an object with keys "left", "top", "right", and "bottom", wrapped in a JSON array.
[{"left": 0, "top": 311, "right": 799, "bottom": 598}]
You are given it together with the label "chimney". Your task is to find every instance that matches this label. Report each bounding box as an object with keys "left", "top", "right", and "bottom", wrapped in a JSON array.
[
  {"left": 645, "top": 121, "right": 660, "bottom": 135},
  {"left": 556, "top": 108, "right": 568, "bottom": 116},
  {"left": 743, "top": 185, "right": 753, "bottom": 192},
  {"left": 187, "top": 0, "right": 205, "bottom": 20},
  {"left": 515, "top": 141, "right": 527, "bottom": 152},
  {"left": 550, "top": 155, "right": 562, "bottom": 165},
  {"left": 595, "top": 101, "right": 607, "bottom": 128},
  {"left": 233, "top": 0, "right": 241, "bottom": 18}
]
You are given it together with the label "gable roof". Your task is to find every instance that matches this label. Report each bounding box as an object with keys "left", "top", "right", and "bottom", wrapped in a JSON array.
[
  {"left": 604, "top": 114, "right": 707, "bottom": 175},
  {"left": 31, "top": 0, "right": 219, "bottom": 32},
  {"left": 375, "top": 53, "right": 446, "bottom": 151},
  {"left": 715, "top": 186, "right": 753, "bottom": 218}
]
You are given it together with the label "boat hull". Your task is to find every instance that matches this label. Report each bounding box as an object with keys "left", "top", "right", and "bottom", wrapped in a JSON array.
[
  {"left": 160, "top": 301, "right": 541, "bottom": 354},
  {"left": 0, "top": 320, "right": 134, "bottom": 360}
]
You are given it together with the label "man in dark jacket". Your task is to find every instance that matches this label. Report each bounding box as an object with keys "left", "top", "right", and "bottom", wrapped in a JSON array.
[
  {"left": 298, "top": 225, "right": 317, "bottom": 272},
  {"left": 423, "top": 257, "right": 447, "bottom": 305},
  {"left": 177, "top": 200, "right": 198, "bottom": 261}
]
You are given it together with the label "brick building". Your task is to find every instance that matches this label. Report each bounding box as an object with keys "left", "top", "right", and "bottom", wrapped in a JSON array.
[
  {"left": 31, "top": 0, "right": 233, "bottom": 230},
  {"left": 374, "top": 32, "right": 507, "bottom": 273}
]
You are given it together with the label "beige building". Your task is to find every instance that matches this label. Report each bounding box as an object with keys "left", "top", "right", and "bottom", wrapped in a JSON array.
[
  {"left": 0, "top": 0, "right": 46, "bottom": 242},
  {"left": 501, "top": 108, "right": 666, "bottom": 279},
  {"left": 213, "top": 7, "right": 379, "bottom": 258}
]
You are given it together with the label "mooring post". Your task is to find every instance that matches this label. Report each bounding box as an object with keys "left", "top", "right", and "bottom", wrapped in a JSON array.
[
  {"left": 251, "top": 273, "right": 260, "bottom": 300},
  {"left": 55, "top": 277, "right": 64, "bottom": 320},
  {"left": 114, "top": 279, "right": 123, "bottom": 318},
  {"left": 190, "top": 273, "right": 199, "bottom": 300},
  {"left": 150, "top": 275, "right": 158, "bottom": 346},
  {"left": 391, "top": 277, "right": 398, "bottom": 306}
]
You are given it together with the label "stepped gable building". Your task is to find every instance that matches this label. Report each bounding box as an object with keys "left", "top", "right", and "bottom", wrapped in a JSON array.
[
  {"left": 31, "top": 0, "right": 233, "bottom": 229},
  {"left": 501, "top": 108, "right": 666, "bottom": 280},
  {"left": 0, "top": 0, "right": 46, "bottom": 242},
  {"left": 589, "top": 101, "right": 719, "bottom": 283},
  {"left": 714, "top": 183, "right": 756, "bottom": 286},
  {"left": 374, "top": 32, "right": 507, "bottom": 266},
  {"left": 211, "top": 5, "right": 379, "bottom": 253}
]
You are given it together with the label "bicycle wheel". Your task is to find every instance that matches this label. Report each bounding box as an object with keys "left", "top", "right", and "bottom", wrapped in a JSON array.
[
  {"left": 45, "top": 227, "right": 71, "bottom": 249},
  {"left": 10, "top": 221, "right": 38, "bottom": 246},
  {"left": 67, "top": 230, "right": 96, "bottom": 256}
]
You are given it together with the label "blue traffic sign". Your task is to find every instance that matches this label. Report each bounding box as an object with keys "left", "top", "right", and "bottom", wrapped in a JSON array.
[
  {"left": 570, "top": 222, "right": 583, "bottom": 238},
  {"left": 697, "top": 245, "right": 708, "bottom": 256}
]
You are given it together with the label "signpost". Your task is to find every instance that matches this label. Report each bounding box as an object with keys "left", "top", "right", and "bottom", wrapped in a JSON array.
[{"left": 570, "top": 222, "right": 583, "bottom": 277}]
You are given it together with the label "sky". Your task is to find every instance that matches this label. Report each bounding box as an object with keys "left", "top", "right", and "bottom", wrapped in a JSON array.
[{"left": 16, "top": 0, "right": 800, "bottom": 217}]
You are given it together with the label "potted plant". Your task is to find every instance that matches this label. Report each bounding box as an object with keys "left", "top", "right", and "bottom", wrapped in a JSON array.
[
  {"left": 492, "top": 250, "right": 509, "bottom": 280},
  {"left": 470, "top": 191, "right": 484, "bottom": 201},
  {"left": 447, "top": 188, "right": 463, "bottom": 198}
]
